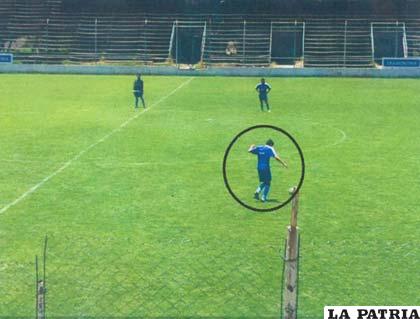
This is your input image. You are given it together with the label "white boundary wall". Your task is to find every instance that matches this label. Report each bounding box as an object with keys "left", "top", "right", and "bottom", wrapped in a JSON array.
[{"left": 1, "top": 64, "right": 420, "bottom": 78}]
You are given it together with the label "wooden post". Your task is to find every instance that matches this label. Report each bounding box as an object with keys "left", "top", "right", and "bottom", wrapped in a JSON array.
[
  {"left": 283, "top": 186, "right": 300, "bottom": 319},
  {"left": 36, "top": 279, "right": 46, "bottom": 319},
  {"left": 35, "top": 236, "right": 48, "bottom": 319},
  {"left": 35, "top": 256, "right": 46, "bottom": 319}
]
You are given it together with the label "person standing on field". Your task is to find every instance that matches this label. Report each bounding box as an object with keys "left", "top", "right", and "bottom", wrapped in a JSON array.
[
  {"left": 255, "top": 78, "right": 271, "bottom": 112},
  {"left": 248, "top": 139, "right": 287, "bottom": 202},
  {"left": 133, "top": 74, "right": 145, "bottom": 109}
]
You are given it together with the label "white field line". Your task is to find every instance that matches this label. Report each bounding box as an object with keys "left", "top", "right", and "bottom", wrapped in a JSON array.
[
  {"left": 330, "top": 127, "right": 347, "bottom": 147},
  {"left": 0, "top": 77, "right": 194, "bottom": 215},
  {"left": 305, "top": 124, "right": 347, "bottom": 151}
]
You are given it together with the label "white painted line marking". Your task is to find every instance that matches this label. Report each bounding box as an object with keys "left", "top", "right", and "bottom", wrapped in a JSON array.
[{"left": 0, "top": 77, "right": 194, "bottom": 215}]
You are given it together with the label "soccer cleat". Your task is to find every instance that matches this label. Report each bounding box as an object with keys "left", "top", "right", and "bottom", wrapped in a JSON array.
[
  {"left": 268, "top": 110, "right": 271, "bottom": 112},
  {"left": 254, "top": 192, "right": 259, "bottom": 200},
  {"left": 261, "top": 196, "right": 266, "bottom": 202}
]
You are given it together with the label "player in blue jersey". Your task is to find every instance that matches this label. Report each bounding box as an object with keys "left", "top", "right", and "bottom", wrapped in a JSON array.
[
  {"left": 255, "top": 78, "right": 271, "bottom": 112},
  {"left": 248, "top": 139, "right": 287, "bottom": 202},
  {"left": 133, "top": 74, "right": 145, "bottom": 109}
]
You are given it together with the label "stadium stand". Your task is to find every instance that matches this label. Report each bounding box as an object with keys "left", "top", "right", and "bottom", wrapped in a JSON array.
[
  {"left": 205, "top": 18, "right": 272, "bottom": 65},
  {"left": 70, "top": 15, "right": 173, "bottom": 63},
  {"left": 304, "top": 18, "right": 372, "bottom": 67},
  {"left": 407, "top": 19, "right": 420, "bottom": 58},
  {"left": 1, "top": 0, "right": 420, "bottom": 67},
  {"left": 0, "top": 1, "right": 13, "bottom": 49},
  {"left": 343, "top": 19, "right": 372, "bottom": 67}
]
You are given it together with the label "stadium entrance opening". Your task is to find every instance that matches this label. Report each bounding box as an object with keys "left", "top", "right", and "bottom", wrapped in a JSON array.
[
  {"left": 171, "top": 22, "right": 206, "bottom": 65},
  {"left": 371, "top": 22, "right": 407, "bottom": 65},
  {"left": 270, "top": 22, "right": 305, "bottom": 66}
]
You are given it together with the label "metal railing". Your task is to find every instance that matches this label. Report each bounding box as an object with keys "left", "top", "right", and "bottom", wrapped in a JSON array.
[{"left": 1, "top": 3, "right": 420, "bottom": 67}]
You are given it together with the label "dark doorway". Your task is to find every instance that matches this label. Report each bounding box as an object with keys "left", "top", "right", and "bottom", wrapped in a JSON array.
[
  {"left": 172, "top": 27, "right": 204, "bottom": 64},
  {"left": 271, "top": 26, "right": 304, "bottom": 65},
  {"left": 373, "top": 28, "right": 405, "bottom": 64},
  {"left": 372, "top": 23, "right": 405, "bottom": 64}
]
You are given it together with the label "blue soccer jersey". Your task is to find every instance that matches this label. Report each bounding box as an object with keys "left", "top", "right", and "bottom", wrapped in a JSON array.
[
  {"left": 250, "top": 145, "right": 277, "bottom": 170},
  {"left": 256, "top": 83, "right": 271, "bottom": 97}
]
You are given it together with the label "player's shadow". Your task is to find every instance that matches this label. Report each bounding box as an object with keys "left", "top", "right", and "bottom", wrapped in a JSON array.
[{"left": 254, "top": 198, "right": 280, "bottom": 203}]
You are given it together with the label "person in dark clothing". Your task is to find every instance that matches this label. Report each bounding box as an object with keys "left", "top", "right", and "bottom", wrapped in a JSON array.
[
  {"left": 133, "top": 74, "right": 145, "bottom": 109},
  {"left": 255, "top": 78, "right": 271, "bottom": 112}
]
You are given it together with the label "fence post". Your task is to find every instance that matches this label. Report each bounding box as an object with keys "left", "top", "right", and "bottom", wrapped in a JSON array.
[
  {"left": 302, "top": 22, "right": 306, "bottom": 66},
  {"left": 144, "top": 18, "right": 148, "bottom": 62},
  {"left": 282, "top": 186, "right": 300, "bottom": 319},
  {"left": 200, "top": 21, "right": 207, "bottom": 64},
  {"left": 370, "top": 23, "right": 375, "bottom": 65},
  {"left": 293, "top": 20, "right": 297, "bottom": 62},
  {"left": 46, "top": 18, "right": 49, "bottom": 53},
  {"left": 402, "top": 22, "right": 408, "bottom": 58},
  {"left": 395, "top": 21, "right": 399, "bottom": 58},
  {"left": 269, "top": 21, "right": 273, "bottom": 64},
  {"left": 35, "top": 256, "right": 39, "bottom": 318},
  {"left": 94, "top": 18, "right": 98, "bottom": 60},
  {"left": 242, "top": 20, "right": 246, "bottom": 64},
  {"left": 343, "top": 20, "right": 347, "bottom": 67},
  {"left": 36, "top": 276, "right": 46, "bottom": 319},
  {"left": 168, "top": 21, "right": 176, "bottom": 62},
  {"left": 35, "top": 236, "right": 48, "bottom": 319},
  {"left": 176, "top": 20, "right": 179, "bottom": 65}
]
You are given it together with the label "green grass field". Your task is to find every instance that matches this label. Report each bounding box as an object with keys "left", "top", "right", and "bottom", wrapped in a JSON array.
[{"left": 0, "top": 74, "right": 419, "bottom": 318}]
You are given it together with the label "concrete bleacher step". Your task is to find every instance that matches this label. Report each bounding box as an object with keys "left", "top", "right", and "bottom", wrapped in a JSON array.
[
  {"left": 303, "top": 19, "right": 374, "bottom": 67},
  {"left": 0, "top": 0, "right": 14, "bottom": 47},
  {"left": 303, "top": 19, "right": 346, "bottom": 67},
  {"left": 204, "top": 21, "right": 271, "bottom": 65},
  {"left": 69, "top": 16, "right": 173, "bottom": 63},
  {"left": 406, "top": 20, "right": 420, "bottom": 57},
  {"left": 1, "top": 4, "right": 420, "bottom": 67},
  {"left": 3, "top": 0, "right": 68, "bottom": 63}
]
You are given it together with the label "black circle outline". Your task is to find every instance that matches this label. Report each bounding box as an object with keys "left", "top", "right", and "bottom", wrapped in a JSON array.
[{"left": 222, "top": 125, "right": 305, "bottom": 212}]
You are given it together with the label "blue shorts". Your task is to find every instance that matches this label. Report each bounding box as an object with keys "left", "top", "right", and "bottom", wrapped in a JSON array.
[
  {"left": 259, "top": 94, "right": 268, "bottom": 101},
  {"left": 258, "top": 169, "right": 271, "bottom": 184},
  {"left": 134, "top": 91, "right": 143, "bottom": 98}
]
